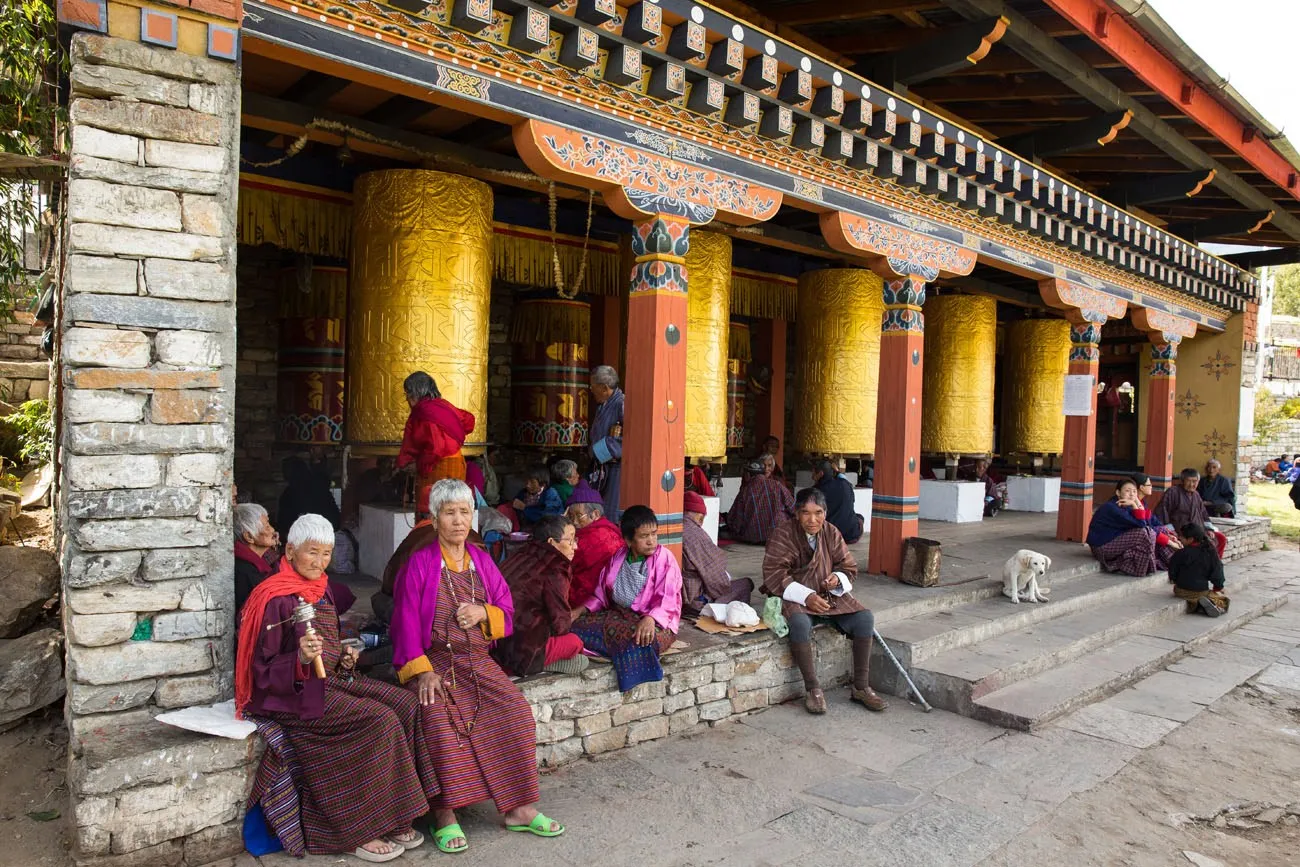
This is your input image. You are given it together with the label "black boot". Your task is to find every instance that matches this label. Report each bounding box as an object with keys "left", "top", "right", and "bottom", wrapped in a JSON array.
[
  {"left": 791, "top": 642, "right": 825, "bottom": 714},
  {"left": 850, "top": 636, "right": 888, "bottom": 712}
]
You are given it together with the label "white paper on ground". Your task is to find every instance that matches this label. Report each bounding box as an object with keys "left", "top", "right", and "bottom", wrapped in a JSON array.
[{"left": 156, "top": 700, "right": 257, "bottom": 740}]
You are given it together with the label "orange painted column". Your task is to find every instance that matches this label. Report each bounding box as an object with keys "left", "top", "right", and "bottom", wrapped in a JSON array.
[
  {"left": 868, "top": 272, "right": 927, "bottom": 577},
  {"left": 754, "top": 318, "right": 788, "bottom": 466},
  {"left": 1142, "top": 337, "right": 1180, "bottom": 508},
  {"left": 620, "top": 214, "right": 689, "bottom": 558},
  {"left": 1057, "top": 314, "right": 1106, "bottom": 542}
]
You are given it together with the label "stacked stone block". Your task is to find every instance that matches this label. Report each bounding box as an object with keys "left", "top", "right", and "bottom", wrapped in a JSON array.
[
  {"left": 60, "top": 34, "right": 244, "bottom": 865},
  {"left": 0, "top": 311, "right": 51, "bottom": 404},
  {"left": 1219, "top": 516, "right": 1272, "bottom": 561}
]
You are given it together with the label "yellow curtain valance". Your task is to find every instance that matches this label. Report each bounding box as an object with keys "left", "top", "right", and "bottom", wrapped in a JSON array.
[
  {"left": 492, "top": 223, "right": 622, "bottom": 297},
  {"left": 509, "top": 297, "right": 592, "bottom": 346},
  {"left": 731, "top": 268, "right": 798, "bottom": 321},
  {"left": 238, "top": 177, "right": 353, "bottom": 259}
]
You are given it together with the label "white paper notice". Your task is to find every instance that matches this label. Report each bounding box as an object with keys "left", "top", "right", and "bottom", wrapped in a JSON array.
[
  {"left": 156, "top": 700, "right": 257, "bottom": 740},
  {"left": 1063, "top": 374, "right": 1096, "bottom": 417}
]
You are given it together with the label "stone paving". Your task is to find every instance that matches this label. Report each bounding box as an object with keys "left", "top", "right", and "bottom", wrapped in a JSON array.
[{"left": 242, "top": 552, "right": 1300, "bottom": 867}]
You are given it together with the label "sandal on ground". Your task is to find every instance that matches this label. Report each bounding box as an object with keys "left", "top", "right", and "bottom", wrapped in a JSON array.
[
  {"left": 505, "top": 812, "right": 565, "bottom": 837},
  {"left": 353, "top": 840, "right": 404, "bottom": 863},
  {"left": 544, "top": 655, "right": 590, "bottom": 674},
  {"left": 804, "top": 688, "right": 827, "bottom": 715},
  {"left": 850, "top": 686, "right": 889, "bottom": 712},
  {"left": 385, "top": 828, "right": 424, "bottom": 850},
  {"left": 433, "top": 823, "right": 468, "bottom": 854}
]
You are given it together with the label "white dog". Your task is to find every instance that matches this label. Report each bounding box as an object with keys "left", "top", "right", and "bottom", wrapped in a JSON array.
[{"left": 1002, "top": 549, "right": 1052, "bottom": 604}]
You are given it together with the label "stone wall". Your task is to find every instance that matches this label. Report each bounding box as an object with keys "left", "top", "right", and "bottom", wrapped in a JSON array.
[
  {"left": 1244, "top": 418, "right": 1300, "bottom": 466},
  {"left": 1218, "top": 516, "right": 1271, "bottom": 560},
  {"left": 0, "top": 311, "right": 50, "bottom": 405},
  {"left": 59, "top": 33, "right": 245, "bottom": 865}
]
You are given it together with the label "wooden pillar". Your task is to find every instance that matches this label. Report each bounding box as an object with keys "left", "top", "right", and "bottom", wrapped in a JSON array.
[
  {"left": 1057, "top": 314, "right": 1105, "bottom": 542},
  {"left": 868, "top": 272, "right": 927, "bottom": 577},
  {"left": 754, "top": 318, "right": 788, "bottom": 466},
  {"left": 1142, "top": 337, "right": 1180, "bottom": 507},
  {"left": 621, "top": 213, "right": 689, "bottom": 558}
]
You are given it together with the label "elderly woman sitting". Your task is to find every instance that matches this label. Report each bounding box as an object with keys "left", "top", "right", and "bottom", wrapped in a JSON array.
[
  {"left": 570, "top": 505, "right": 683, "bottom": 693},
  {"left": 234, "top": 503, "right": 279, "bottom": 618},
  {"left": 392, "top": 479, "right": 564, "bottom": 854},
  {"left": 1087, "top": 479, "right": 1181, "bottom": 576},
  {"left": 237, "top": 514, "right": 436, "bottom": 863},
  {"left": 565, "top": 481, "right": 625, "bottom": 607},
  {"left": 492, "top": 514, "right": 588, "bottom": 677}
]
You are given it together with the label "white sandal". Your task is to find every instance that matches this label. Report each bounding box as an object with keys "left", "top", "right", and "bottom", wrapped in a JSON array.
[
  {"left": 353, "top": 840, "right": 405, "bottom": 863},
  {"left": 386, "top": 828, "right": 425, "bottom": 850}
]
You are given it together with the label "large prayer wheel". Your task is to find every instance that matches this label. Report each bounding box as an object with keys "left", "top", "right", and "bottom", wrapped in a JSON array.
[
  {"left": 1001, "top": 318, "right": 1071, "bottom": 455},
  {"left": 347, "top": 170, "right": 491, "bottom": 453},
  {"left": 278, "top": 265, "right": 346, "bottom": 444},
  {"left": 684, "top": 230, "right": 731, "bottom": 459},
  {"left": 921, "top": 294, "right": 997, "bottom": 455},
  {"left": 727, "top": 321, "right": 750, "bottom": 450},
  {"left": 511, "top": 297, "right": 592, "bottom": 448},
  {"left": 792, "top": 268, "right": 885, "bottom": 455}
]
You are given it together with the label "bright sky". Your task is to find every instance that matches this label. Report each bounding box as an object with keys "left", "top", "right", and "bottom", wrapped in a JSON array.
[{"left": 1146, "top": 0, "right": 1300, "bottom": 138}]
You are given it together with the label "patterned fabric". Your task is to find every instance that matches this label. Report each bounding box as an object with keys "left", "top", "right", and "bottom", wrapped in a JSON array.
[
  {"left": 254, "top": 600, "right": 437, "bottom": 855},
  {"left": 491, "top": 541, "right": 577, "bottom": 677},
  {"left": 1091, "top": 527, "right": 1175, "bottom": 576},
  {"left": 571, "top": 607, "right": 675, "bottom": 692},
  {"left": 570, "top": 518, "right": 624, "bottom": 607},
  {"left": 1153, "top": 485, "right": 1209, "bottom": 530},
  {"left": 727, "top": 476, "right": 795, "bottom": 544},
  {"left": 589, "top": 389, "right": 625, "bottom": 519},
  {"left": 247, "top": 717, "right": 306, "bottom": 856},
  {"left": 681, "top": 517, "right": 735, "bottom": 611},
  {"left": 762, "top": 519, "right": 865, "bottom": 619},
  {"left": 420, "top": 566, "right": 540, "bottom": 812},
  {"left": 612, "top": 555, "right": 650, "bottom": 609}
]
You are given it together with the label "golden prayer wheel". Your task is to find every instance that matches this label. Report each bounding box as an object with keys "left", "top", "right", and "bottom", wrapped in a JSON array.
[
  {"left": 727, "top": 321, "right": 751, "bottom": 450},
  {"left": 277, "top": 265, "right": 347, "bottom": 444},
  {"left": 684, "top": 230, "right": 732, "bottom": 459},
  {"left": 510, "top": 297, "right": 592, "bottom": 448},
  {"left": 1001, "top": 318, "right": 1071, "bottom": 455},
  {"left": 921, "top": 294, "right": 997, "bottom": 455},
  {"left": 792, "top": 269, "right": 885, "bottom": 455},
  {"left": 347, "top": 170, "right": 491, "bottom": 453}
]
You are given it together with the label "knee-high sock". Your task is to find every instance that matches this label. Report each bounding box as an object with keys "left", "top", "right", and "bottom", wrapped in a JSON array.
[
  {"left": 852, "top": 636, "right": 874, "bottom": 692},
  {"left": 791, "top": 641, "right": 818, "bottom": 691}
]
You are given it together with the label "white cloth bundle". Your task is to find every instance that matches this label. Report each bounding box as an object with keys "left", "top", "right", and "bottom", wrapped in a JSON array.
[{"left": 703, "top": 601, "right": 760, "bottom": 628}]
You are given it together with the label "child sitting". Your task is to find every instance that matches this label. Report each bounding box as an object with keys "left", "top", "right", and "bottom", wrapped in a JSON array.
[
  {"left": 1167, "top": 523, "right": 1227, "bottom": 617},
  {"left": 500, "top": 465, "right": 565, "bottom": 530}
]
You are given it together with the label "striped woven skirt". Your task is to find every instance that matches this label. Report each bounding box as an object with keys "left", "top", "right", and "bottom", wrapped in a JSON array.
[
  {"left": 571, "top": 607, "right": 675, "bottom": 693},
  {"left": 1092, "top": 527, "right": 1175, "bottom": 577},
  {"left": 419, "top": 567, "right": 540, "bottom": 813},
  {"left": 416, "top": 454, "right": 467, "bottom": 519}
]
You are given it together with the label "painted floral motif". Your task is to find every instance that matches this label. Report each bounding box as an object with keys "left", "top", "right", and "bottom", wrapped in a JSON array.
[
  {"left": 625, "top": 130, "right": 711, "bottom": 162},
  {"left": 890, "top": 211, "right": 935, "bottom": 234},
  {"left": 436, "top": 65, "right": 490, "bottom": 99},
  {"left": 999, "top": 247, "right": 1040, "bottom": 268},
  {"left": 629, "top": 215, "right": 689, "bottom": 294},
  {"left": 793, "top": 179, "right": 822, "bottom": 201},
  {"left": 1198, "top": 428, "right": 1232, "bottom": 459},
  {"left": 1200, "top": 349, "right": 1237, "bottom": 381},
  {"left": 1177, "top": 388, "right": 1205, "bottom": 420},
  {"left": 1050, "top": 280, "right": 1128, "bottom": 320},
  {"left": 837, "top": 214, "right": 977, "bottom": 279}
]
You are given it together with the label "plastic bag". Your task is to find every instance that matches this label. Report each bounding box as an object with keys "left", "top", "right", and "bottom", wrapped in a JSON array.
[{"left": 762, "top": 595, "right": 788, "bottom": 638}]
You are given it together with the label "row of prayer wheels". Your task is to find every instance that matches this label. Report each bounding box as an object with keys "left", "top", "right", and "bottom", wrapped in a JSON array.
[{"left": 280, "top": 168, "right": 1071, "bottom": 460}]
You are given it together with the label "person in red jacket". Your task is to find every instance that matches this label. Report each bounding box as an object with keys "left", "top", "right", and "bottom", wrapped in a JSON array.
[
  {"left": 564, "top": 481, "right": 624, "bottom": 608},
  {"left": 396, "top": 371, "right": 475, "bottom": 520}
]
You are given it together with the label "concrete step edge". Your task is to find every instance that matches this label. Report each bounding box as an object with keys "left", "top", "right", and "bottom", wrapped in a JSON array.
[{"left": 871, "top": 560, "right": 1103, "bottom": 627}]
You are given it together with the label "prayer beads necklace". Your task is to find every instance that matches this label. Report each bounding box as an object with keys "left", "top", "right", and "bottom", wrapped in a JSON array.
[{"left": 440, "top": 561, "right": 483, "bottom": 739}]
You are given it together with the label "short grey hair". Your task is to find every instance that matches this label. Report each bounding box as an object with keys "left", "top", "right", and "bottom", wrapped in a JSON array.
[
  {"left": 429, "top": 478, "right": 474, "bottom": 516},
  {"left": 552, "top": 459, "right": 577, "bottom": 482},
  {"left": 591, "top": 365, "right": 619, "bottom": 388},
  {"left": 287, "top": 513, "right": 335, "bottom": 549},
  {"left": 403, "top": 370, "right": 440, "bottom": 401},
  {"left": 568, "top": 501, "right": 604, "bottom": 520},
  {"left": 233, "top": 503, "right": 268, "bottom": 542},
  {"left": 1206, "top": 459, "right": 1222, "bottom": 469}
]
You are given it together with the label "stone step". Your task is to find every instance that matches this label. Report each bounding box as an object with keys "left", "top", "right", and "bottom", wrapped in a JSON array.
[{"left": 969, "top": 584, "right": 1289, "bottom": 730}]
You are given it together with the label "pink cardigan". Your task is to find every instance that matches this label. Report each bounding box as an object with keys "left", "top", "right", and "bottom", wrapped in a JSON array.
[
  {"left": 391, "top": 542, "right": 514, "bottom": 683},
  {"left": 585, "top": 545, "right": 683, "bottom": 633}
]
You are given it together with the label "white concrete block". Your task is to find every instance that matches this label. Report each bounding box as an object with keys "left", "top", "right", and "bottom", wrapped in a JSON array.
[
  {"left": 1005, "top": 476, "right": 1061, "bottom": 513},
  {"left": 918, "top": 480, "right": 985, "bottom": 523},
  {"left": 359, "top": 504, "right": 418, "bottom": 579},
  {"left": 702, "top": 496, "right": 720, "bottom": 544},
  {"left": 853, "top": 488, "right": 874, "bottom": 524}
]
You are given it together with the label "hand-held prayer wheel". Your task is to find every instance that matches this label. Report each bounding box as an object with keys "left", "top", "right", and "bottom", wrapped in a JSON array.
[
  {"left": 684, "top": 231, "right": 732, "bottom": 460},
  {"left": 347, "top": 170, "right": 491, "bottom": 453},
  {"left": 265, "top": 597, "right": 327, "bottom": 679},
  {"left": 921, "top": 294, "right": 997, "bottom": 455},
  {"left": 1001, "top": 318, "right": 1071, "bottom": 455},
  {"left": 792, "top": 269, "right": 885, "bottom": 455}
]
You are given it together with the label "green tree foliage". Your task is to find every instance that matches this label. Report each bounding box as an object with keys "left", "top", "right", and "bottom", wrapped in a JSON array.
[
  {"left": 1254, "top": 387, "right": 1300, "bottom": 445},
  {"left": 1274, "top": 264, "right": 1300, "bottom": 317}
]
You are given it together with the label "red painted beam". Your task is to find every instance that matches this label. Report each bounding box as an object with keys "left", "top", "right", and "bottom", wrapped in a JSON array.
[{"left": 1042, "top": 0, "right": 1300, "bottom": 202}]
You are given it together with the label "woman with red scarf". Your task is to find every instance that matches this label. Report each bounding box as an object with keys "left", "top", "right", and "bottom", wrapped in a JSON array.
[{"left": 397, "top": 371, "right": 476, "bottom": 520}]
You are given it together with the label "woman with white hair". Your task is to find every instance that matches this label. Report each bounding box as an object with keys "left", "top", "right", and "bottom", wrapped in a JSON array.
[
  {"left": 392, "top": 479, "right": 563, "bottom": 853},
  {"left": 237, "top": 514, "right": 438, "bottom": 863},
  {"left": 233, "top": 503, "right": 279, "bottom": 617}
]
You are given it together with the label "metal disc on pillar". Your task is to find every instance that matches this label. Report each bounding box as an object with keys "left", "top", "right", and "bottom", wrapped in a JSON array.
[
  {"left": 921, "top": 294, "right": 997, "bottom": 456},
  {"left": 727, "top": 320, "right": 751, "bottom": 450},
  {"left": 510, "top": 296, "right": 592, "bottom": 447},
  {"left": 792, "top": 268, "right": 885, "bottom": 455},
  {"left": 1001, "top": 318, "right": 1071, "bottom": 456},
  {"left": 277, "top": 264, "right": 347, "bottom": 444},
  {"left": 684, "top": 230, "right": 732, "bottom": 460},
  {"left": 347, "top": 169, "right": 492, "bottom": 453}
]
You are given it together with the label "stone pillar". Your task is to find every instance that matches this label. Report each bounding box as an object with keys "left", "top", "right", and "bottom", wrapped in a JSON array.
[
  {"left": 58, "top": 28, "right": 247, "bottom": 866},
  {"left": 1142, "top": 337, "right": 1180, "bottom": 505},
  {"left": 754, "top": 318, "right": 788, "bottom": 465},
  {"left": 1057, "top": 314, "right": 1106, "bottom": 542},
  {"left": 683, "top": 230, "right": 731, "bottom": 460},
  {"left": 868, "top": 272, "right": 927, "bottom": 577},
  {"left": 622, "top": 214, "right": 690, "bottom": 554}
]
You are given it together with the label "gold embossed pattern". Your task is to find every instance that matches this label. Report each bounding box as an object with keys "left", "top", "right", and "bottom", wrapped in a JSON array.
[
  {"left": 792, "top": 269, "right": 885, "bottom": 455},
  {"left": 1001, "top": 319, "right": 1071, "bottom": 455},
  {"left": 347, "top": 170, "right": 493, "bottom": 452},
  {"left": 921, "top": 295, "right": 997, "bottom": 455},
  {"left": 684, "top": 231, "right": 732, "bottom": 459}
]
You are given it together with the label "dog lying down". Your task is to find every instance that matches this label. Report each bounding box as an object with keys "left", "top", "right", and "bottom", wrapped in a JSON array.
[{"left": 1002, "top": 549, "right": 1052, "bottom": 603}]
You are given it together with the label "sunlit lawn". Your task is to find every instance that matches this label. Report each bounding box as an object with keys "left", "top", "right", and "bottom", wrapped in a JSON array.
[{"left": 1248, "top": 481, "right": 1300, "bottom": 540}]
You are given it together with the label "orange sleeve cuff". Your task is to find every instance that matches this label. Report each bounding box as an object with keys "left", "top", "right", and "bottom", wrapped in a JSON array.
[
  {"left": 396, "top": 654, "right": 433, "bottom": 685},
  {"left": 481, "top": 605, "right": 507, "bottom": 640}
]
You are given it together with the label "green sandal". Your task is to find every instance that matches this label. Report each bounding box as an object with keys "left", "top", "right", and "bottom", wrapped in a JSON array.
[
  {"left": 432, "top": 823, "right": 468, "bottom": 854},
  {"left": 505, "top": 813, "right": 565, "bottom": 838}
]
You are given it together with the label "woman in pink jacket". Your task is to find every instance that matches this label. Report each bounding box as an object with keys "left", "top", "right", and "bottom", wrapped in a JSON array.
[{"left": 570, "top": 505, "right": 683, "bottom": 692}]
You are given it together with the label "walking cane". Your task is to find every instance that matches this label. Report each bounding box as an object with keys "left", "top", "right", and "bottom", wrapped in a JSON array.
[{"left": 874, "top": 628, "right": 932, "bottom": 713}]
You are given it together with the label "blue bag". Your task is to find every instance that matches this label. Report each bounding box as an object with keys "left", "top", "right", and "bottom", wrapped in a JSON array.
[{"left": 242, "top": 803, "right": 283, "bottom": 856}]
